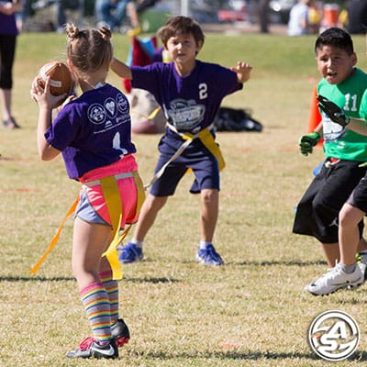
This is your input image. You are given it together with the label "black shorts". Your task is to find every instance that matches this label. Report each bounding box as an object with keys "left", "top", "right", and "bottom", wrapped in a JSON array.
[
  {"left": 293, "top": 159, "right": 366, "bottom": 243},
  {"left": 150, "top": 132, "right": 220, "bottom": 196},
  {"left": 348, "top": 175, "right": 367, "bottom": 213}
]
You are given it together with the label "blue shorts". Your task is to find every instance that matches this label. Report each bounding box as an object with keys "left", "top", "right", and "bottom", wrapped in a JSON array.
[
  {"left": 150, "top": 133, "right": 220, "bottom": 196},
  {"left": 75, "top": 190, "right": 108, "bottom": 225}
]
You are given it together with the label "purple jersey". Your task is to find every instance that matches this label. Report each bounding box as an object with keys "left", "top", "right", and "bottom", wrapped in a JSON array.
[
  {"left": 131, "top": 60, "right": 242, "bottom": 135},
  {"left": 0, "top": 0, "right": 18, "bottom": 36},
  {"left": 45, "top": 84, "right": 136, "bottom": 180}
]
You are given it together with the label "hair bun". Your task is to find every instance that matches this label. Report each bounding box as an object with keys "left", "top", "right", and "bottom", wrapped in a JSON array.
[
  {"left": 65, "top": 23, "right": 80, "bottom": 40},
  {"left": 98, "top": 27, "right": 112, "bottom": 41}
]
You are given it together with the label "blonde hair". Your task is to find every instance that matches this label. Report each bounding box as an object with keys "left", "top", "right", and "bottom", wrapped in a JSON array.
[{"left": 65, "top": 23, "right": 113, "bottom": 73}]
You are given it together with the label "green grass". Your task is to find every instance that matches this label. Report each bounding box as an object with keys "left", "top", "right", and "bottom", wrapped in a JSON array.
[{"left": 1, "top": 32, "right": 367, "bottom": 366}]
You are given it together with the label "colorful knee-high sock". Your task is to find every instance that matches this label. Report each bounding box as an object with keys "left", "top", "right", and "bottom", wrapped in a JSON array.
[
  {"left": 80, "top": 282, "right": 112, "bottom": 343},
  {"left": 99, "top": 270, "right": 119, "bottom": 325}
]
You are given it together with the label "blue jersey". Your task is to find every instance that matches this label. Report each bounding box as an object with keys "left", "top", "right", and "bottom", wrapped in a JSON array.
[
  {"left": 0, "top": 0, "right": 18, "bottom": 36},
  {"left": 131, "top": 60, "right": 242, "bottom": 136},
  {"left": 45, "top": 83, "right": 136, "bottom": 179}
]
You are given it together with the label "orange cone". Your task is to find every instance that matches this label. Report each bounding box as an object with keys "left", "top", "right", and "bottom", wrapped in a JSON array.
[{"left": 308, "top": 86, "right": 323, "bottom": 146}]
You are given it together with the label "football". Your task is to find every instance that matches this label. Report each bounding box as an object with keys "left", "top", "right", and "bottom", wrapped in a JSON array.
[{"left": 38, "top": 61, "right": 74, "bottom": 96}]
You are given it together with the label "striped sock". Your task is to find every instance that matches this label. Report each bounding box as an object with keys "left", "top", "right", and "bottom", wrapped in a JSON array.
[
  {"left": 99, "top": 270, "right": 119, "bottom": 325},
  {"left": 80, "top": 282, "right": 112, "bottom": 343}
]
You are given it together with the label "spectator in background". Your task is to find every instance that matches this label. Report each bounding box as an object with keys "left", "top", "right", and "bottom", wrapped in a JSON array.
[
  {"left": 95, "top": 0, "right": 140, "bottom": 34},
  {"left": 0, "top": 0, "right": 22, "bottom": 129},
  {"left": 346, "top": 0, "right": 367, "bottom": 34},
  {"left": 288, "top": 0, "right": 315, "bottom": 36},
  {"left": 54, "top": 0, "right": 80, "bottom": 32}
]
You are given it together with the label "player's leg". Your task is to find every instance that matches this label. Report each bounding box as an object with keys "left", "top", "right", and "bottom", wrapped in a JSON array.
[
  {"left": 190, "top": 151, "right": 223, "bottom": 266},
  {"left": 341, "top": 179, "right": 367, "bottom": 274},
  {"left": 0, "top": 34, "right": 19, "bottom": 128},
  {"left": 320, "top": 243, "right": 339, "bottom": 268},
  {"left": 339, "top": 203, "right": 364, "bottom": 265},
  {"left": 303, "top": 160, "right": 367, "bottom": 294},
  {"left": 304, "top": 163, "right": 367, "bottom": 295},
  {"left": 305, "top": 203, "right": 365, "bottom": 297},
  {"left": 311, "top": 160, "right": 367, "bottom": 265},
  {"left": 68, "top": 218, "right": 118, "bottom": 359},
  {"left": 99, "top": 259, "right": 130, "bottom": 348},
  {"left": 199, "top": 188, "right": 219, "bottom": 243},
  {"left": 196, "top": 188, "right": 223, "bottom": 266},
  {"left": 119, "top": 156, "right": 186, "bottom": 263},
  {"left": 118, "top": 195, "right": 168, "bottom": 263},
  {"left": 130, "top": 193, "right": 168, "bottom": 241}
]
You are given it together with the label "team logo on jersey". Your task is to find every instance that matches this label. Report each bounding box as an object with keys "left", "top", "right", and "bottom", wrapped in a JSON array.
[
  {"left": 116, "top": 93, "right": 129, "bottom": 114},
  {"left": 322, "top": 114, "right": 345, "bottom": 141},
  {"left": 88, "top": 94, "right": 130, "bottom": 132},
  {"left": 105, "top": 98, "right": 117, "bottom": 118},
  {"left": 166, "top": 99, "right": 205, "bottom": 133},
  {"left": 88, "top": 103, "right": 106, "bottom": 125}
]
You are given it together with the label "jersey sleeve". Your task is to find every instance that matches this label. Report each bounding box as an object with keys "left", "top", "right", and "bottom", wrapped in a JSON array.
[
  {"left": 213, "top": 64, "right": 243, "bottom": 98},
  {"left": 131, "top": 63, "right": 162, "bottom": 97},
  {"left": 44, "top": 103, "right": 81, "bottom": 151},
  {"left": 359, "top": 89, "right": 367, "bottom": 120}
]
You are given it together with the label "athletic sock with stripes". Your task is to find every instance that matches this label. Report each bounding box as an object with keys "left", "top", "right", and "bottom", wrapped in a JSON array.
[
  {"left": 99, "top": 270, "right": 119, "bottom": 325},
  {"left": 80, "top": 281, "right": 112, "bottom": 343}
]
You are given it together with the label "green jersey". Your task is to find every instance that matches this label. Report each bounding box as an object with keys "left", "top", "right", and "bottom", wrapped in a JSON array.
[{"left": 318, "top": 67, "right": 367, "bottom": 161}]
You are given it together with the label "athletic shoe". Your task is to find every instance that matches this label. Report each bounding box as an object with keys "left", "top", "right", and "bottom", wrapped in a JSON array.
[
  {"left": 66, "top": 338, "right": 118, "bottom": 359},
  {"left": 3, "top": 118, "right": 20, "bottom": 129},
  {"left": 111, "top": 318, "right": 130, "bottom": 347},
  {"left": 196, "top": 244, "right": 224, "bottom": 266},
  {"left": 357, "top": 252, "right": 367, "bottom": 281},
  {"left": 304, "top": 263, "right": 364, "bottom": 296},
  {"left": 118, "top": 242, "right": 143, "bottom": 264}
]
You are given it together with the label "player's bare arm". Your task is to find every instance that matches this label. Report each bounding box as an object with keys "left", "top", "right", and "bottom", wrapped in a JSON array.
[
  {"left": 110, "top": 57, "right": 132, "bottom": 80},
  {"left": 31, "top": 76, "right": 63, "bottom": 161}
]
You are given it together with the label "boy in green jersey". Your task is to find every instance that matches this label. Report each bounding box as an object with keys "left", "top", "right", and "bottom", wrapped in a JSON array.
[{"left": 292, "top": 27, "right": 367, "bottom": 294}]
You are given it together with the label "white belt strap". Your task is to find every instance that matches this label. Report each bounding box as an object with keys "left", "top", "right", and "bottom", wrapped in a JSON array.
[
  {"left": 144, "top": 123, "right": 199, "bottom": 190},
  {"left": 83, "top": 172, "right": 134, "bottom": 187}
]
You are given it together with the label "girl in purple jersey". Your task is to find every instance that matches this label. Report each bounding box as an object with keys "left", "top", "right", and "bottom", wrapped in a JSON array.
[
  {"left": 111, "top": 16, "right": 252, "bottom": 266},
  {"left": 0, "top": 0, "right": 22, "bottom": 128},
  {"left": 31, "top": 24, "right": 144, "bottom": 359}
]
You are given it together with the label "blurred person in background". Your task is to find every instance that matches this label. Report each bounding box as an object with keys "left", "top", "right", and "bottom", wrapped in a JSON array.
[
  {"left": 0, "top": 0, "right": 22, "bottom": 129},
  {"left": 95, "top": 0, "right": 140, "bottom": 34},
  {"left": 346, "top": 0, "right": 367, "bottom": 34},
  {"left": 288, "top": 0, "right": 316, "bottom": 36}
]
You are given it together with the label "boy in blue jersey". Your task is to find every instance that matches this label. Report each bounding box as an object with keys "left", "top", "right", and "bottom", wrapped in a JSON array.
[{"left": 111, "top": 16, "right": 252, "bottom": 265}]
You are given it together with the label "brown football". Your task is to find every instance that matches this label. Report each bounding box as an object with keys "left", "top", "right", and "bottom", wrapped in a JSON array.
[{"left": 38, "top": 61, "right": 74, "bottom": 96}]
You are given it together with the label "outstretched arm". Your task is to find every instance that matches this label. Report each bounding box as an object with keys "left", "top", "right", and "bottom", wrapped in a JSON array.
[
  {"left": 231, "top": 61, "right": 253, "bottom": 84},
  {"left": 110, "top": 57, "right": 133, "bottom": 80}
]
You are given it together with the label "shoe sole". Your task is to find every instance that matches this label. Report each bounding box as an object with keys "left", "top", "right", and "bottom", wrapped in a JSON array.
[
  {"left": 195, "top": 257, "right": 224, "bottom": 266},
  {"left": 120, "top": 256, "right": 143, "bottom": 264},
  {"left": 307, "top": 281, "right": 364, "bottom": 296}
]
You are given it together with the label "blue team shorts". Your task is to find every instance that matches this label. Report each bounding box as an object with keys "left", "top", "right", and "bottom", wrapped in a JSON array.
[
  {"left": 150, "top": 134, "right": 220, "bottom": 196},
  {"left": 75, "top": 190, "right": 108, "bottom": 225}
]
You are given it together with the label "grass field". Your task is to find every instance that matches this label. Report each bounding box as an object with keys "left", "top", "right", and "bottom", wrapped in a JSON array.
[{"left": 1, "top": 31, "right": 367, "bottom": 366}]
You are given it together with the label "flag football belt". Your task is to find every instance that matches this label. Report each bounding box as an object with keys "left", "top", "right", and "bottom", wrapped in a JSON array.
[
  {"left": 31, "top": 171, "right": 145, "bottom": 280},
  {"left": 324, "top": 157, "right": 340, "bottom": 168},
  {"left": 144, "top": 123, "right": 225, "bottom": 190}
]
